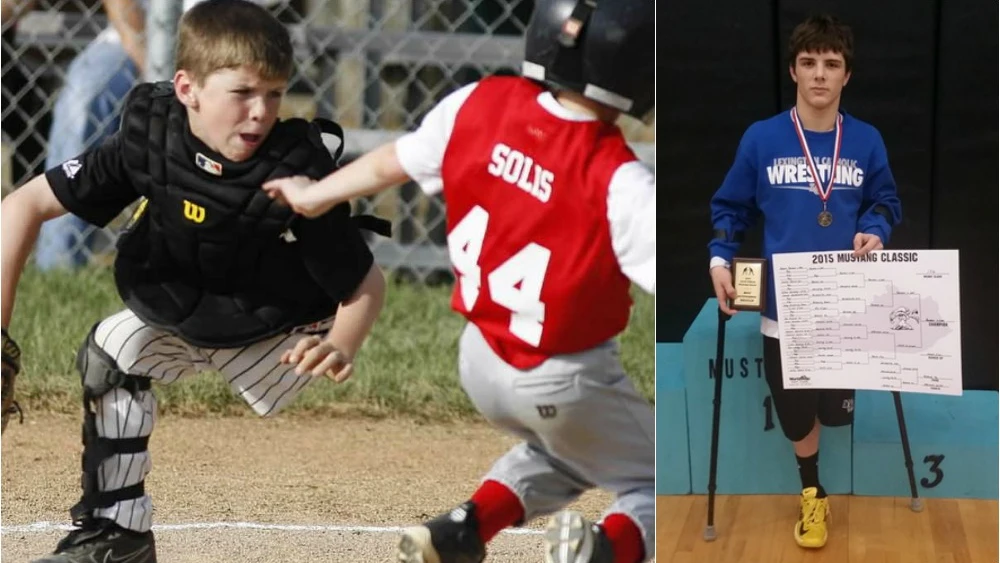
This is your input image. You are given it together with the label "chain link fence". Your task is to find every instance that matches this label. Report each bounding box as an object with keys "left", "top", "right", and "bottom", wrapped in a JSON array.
[{"left": 2, "top": 0, "right": 655, "bottom": 281}]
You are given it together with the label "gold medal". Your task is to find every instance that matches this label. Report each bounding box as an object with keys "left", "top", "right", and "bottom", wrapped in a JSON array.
[{"left": 818, "top": 210, "right": 833, "bottom": 227}]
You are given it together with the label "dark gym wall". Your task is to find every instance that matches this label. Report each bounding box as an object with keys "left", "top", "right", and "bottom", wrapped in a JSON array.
[
  {"left": 930, "top": 0, "right": 998, "bottom": 390},
  {"left": 657, "top": 1, "right": 999, "bottom": 390},
  {"left": 657, "top": 1, "right": 774, "bottom": 348}
]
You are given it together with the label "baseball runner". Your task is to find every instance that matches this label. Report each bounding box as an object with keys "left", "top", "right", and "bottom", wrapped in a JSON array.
[
  {"left": 264, "top": 2, "right": 655, "bottom": 562},
  {"left": 708, "top": 14, "right": 902, "bottom": 549},
  {"left": 0, "top": 1, "right": 389, "bottom": 561}
]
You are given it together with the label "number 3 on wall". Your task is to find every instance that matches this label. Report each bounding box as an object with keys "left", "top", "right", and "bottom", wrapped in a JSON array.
[
  {"left": 921, "top": 454, "right": 945, "bottom": 488},
  {"left": 448, "top": 205, "right": 552, "bottom": 346}
]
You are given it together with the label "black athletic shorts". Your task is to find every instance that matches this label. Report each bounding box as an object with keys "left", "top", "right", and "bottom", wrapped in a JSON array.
[{"left": 762, "top": 336, "right": 855, "bottom": 442}]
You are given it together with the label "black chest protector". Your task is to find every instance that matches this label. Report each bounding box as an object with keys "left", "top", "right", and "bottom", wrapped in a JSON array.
[{"left": 114, "top": 81, "right": 389, "bottom": 348}]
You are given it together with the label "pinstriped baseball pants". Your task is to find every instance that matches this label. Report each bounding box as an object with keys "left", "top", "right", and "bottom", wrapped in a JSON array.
[{"left": 85, "top": 308, "right": 331, "bottom": 532}]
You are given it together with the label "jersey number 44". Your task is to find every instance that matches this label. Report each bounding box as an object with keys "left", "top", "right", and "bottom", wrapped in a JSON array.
[{"left": 448, "top": 205, "right": 551, "bottom": 347}]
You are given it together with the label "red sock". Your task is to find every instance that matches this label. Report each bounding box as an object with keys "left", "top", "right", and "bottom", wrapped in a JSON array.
[
  {"left": 469, "top": 480, "right": 524, "bottom": 543},
  {"left": 601, "top": 513, "right": 645, "bottom": 563}
]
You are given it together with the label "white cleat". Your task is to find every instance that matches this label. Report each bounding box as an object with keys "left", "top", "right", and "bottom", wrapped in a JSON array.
[
  {"left": 398, "top": 525, "right": 439, "bottom": 563},
  {"left": 544, "top": 511, "right": 613, "bottom": 563}
]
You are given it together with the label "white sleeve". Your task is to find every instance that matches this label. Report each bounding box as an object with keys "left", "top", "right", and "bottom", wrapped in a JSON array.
[
  {"left": 607, "top": 161, "right": 656, "bottom": 294},
  {"left": 710, "top": 256, "right": 731, "bottom": 270},
  {"left": 395, "top": 82, "right": 479, "bottom": 196}
]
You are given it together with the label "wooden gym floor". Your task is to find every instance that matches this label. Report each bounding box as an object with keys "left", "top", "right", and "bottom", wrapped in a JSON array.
[{"left": 656, "top": 494, "right": 998, "bottom": 562}]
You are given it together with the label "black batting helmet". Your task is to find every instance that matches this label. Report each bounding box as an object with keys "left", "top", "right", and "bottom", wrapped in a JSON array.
[{"left": 522, "top": 0, "right": 655, "bottom": 122}]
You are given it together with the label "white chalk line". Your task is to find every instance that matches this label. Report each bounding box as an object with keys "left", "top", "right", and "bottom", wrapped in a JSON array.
[{"left": 1, "top": 521, "right": 543, "bottom": 536}]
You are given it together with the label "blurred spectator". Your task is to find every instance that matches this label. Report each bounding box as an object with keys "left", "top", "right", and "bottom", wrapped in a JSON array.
[{"left": 35, "top": 0, "right": 145, "bottom": 270}]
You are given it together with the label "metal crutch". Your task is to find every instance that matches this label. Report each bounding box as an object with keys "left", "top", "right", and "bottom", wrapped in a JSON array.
[
  {"left": 892, "top": 390, "right": 924, "bottom": 511},
  {"left": 704, "top": 307, "right": 731, "bottom": 541}
]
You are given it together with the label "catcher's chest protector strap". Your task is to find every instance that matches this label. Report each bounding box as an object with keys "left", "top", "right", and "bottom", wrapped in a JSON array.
[
  {"left": 71, "top": 325, "right": 151, "bottom": 522},
  {"left": 352, "top": 214, "right": 392, "bottom": 237}
]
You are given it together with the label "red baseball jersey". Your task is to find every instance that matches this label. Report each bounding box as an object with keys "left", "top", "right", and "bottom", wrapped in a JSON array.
[{"left": 438, "top": 76, "right": 637, "bottom": 369}]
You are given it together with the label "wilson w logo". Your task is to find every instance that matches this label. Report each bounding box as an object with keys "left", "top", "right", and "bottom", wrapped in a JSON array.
[
  {"left": 183, "top": 200, "right": 206, "bottom": 223},
  {"left": 536, "top": 405, "right": 557, "bottom": 419}
]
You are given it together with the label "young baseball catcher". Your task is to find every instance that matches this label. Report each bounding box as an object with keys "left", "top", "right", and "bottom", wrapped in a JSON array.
[
  {"left": 0, "top": 1, "right": 389, "bottom": 560},
  {"left": 263, "top": 2, "right": 655, "bottom": 562}
]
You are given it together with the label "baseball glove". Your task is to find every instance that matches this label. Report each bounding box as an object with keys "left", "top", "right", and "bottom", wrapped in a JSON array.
[{"left": 2, "top": 328, "right": 23, "bottom": 434}]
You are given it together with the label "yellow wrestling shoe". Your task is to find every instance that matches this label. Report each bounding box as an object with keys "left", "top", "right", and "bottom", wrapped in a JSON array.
[{"left": 794, "top": 487, "right": 830, "bottom": 548}]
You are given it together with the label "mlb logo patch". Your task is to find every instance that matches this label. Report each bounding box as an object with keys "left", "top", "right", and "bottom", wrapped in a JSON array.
[{"left": 195, "top": 152, "right": 223, "bottom": 176}]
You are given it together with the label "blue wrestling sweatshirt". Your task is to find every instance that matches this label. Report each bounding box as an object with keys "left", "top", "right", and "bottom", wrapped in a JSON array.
[{"left": 708, "top": 108, "right": 903, "bottom": 322}]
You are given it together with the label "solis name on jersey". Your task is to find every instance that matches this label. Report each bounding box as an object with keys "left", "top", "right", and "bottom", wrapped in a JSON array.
[{"left": 487, "top": 142, "right": 554, "bottom": 203}]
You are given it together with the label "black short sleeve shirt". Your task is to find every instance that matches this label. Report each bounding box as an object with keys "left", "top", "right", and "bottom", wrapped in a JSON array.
[{"left": 44, "top": 133, "right": 139, "bottom": 227}]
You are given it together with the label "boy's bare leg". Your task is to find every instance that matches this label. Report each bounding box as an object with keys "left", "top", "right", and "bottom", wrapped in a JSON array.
[{"left": 793, "top": 419, "right": 821, "bottom": 458}]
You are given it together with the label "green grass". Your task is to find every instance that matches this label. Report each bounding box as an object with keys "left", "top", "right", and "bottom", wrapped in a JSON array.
[{"left": 9, "top": 266, "right": 654, "bottom": 421}]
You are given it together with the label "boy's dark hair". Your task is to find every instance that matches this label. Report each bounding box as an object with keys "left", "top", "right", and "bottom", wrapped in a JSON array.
[
  {"left": 175, "top": 0, "right": 294, "bottom": 84},
  {"left": 787, "top": 14, "right": 854, "bottom": 71}
]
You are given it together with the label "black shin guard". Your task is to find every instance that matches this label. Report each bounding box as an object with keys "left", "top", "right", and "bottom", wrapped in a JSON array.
[{"left": 70, "top": 324, "right": 153, "bottom": 525}]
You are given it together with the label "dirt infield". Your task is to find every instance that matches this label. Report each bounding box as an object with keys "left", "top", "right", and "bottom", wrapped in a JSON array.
[{"left": 1, "top": 413, "right": 613, "bottom": 562}]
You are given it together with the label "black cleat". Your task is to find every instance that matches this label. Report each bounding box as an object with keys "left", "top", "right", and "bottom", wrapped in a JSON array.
[
  {"left": 398, "top": 502, "right": 486, "bottom": 563},
  {"left": 31, "top": 518, "right": 156, "bottom": 563},
  {"left": 544, "top": 511, "right": 614, "bottom": 563}
]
